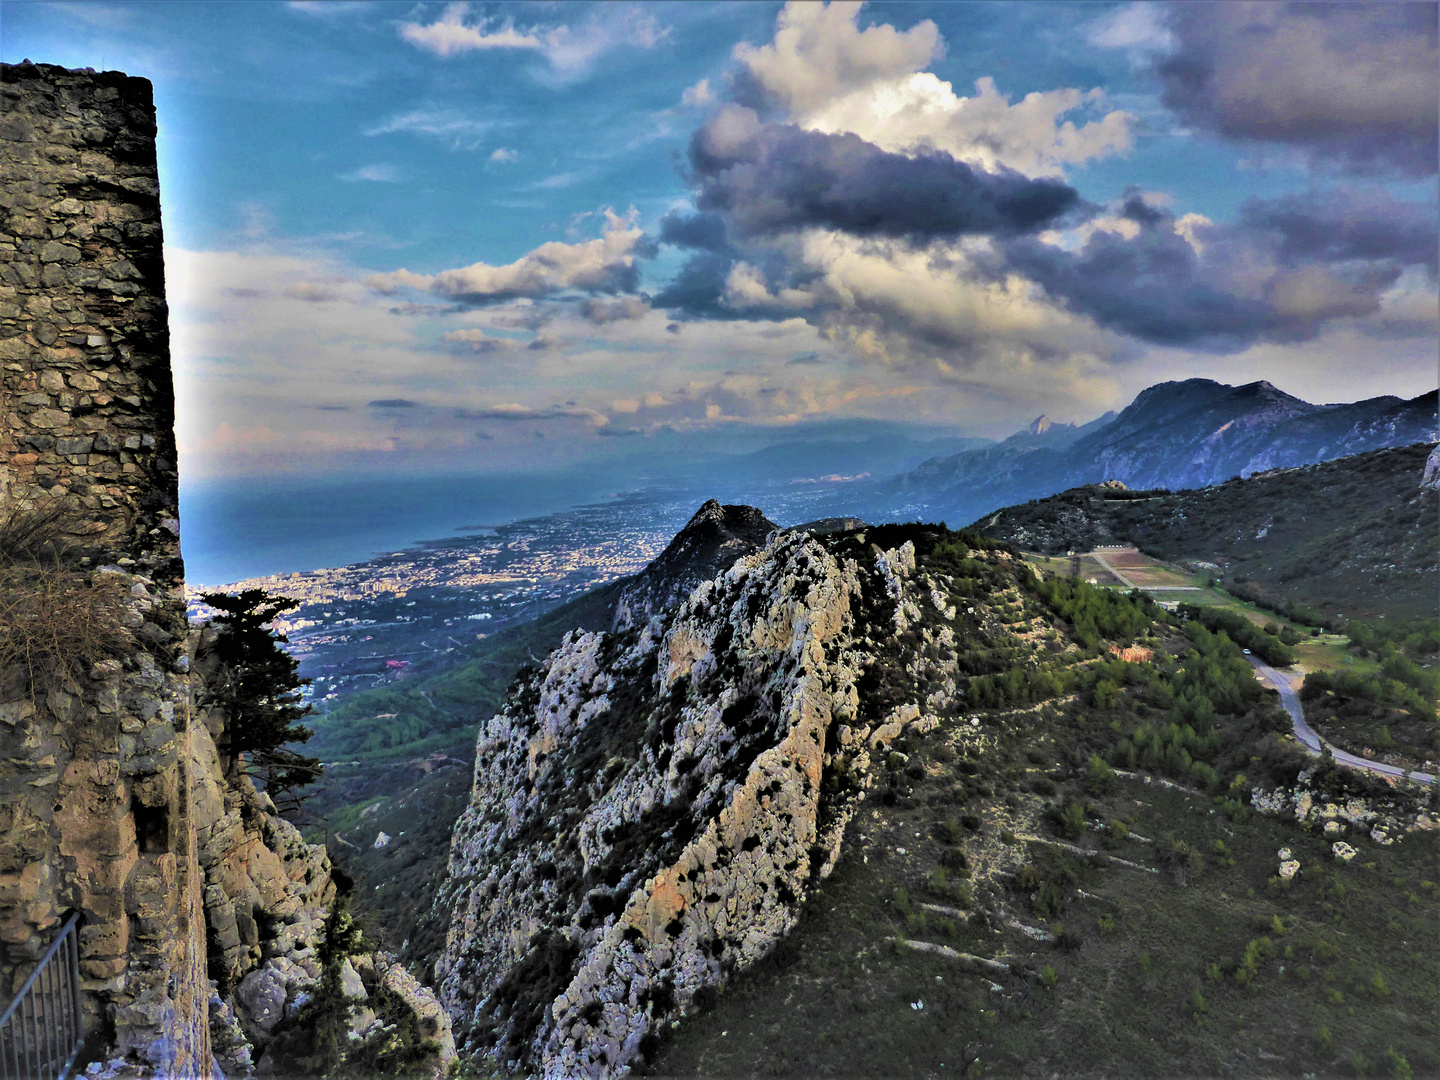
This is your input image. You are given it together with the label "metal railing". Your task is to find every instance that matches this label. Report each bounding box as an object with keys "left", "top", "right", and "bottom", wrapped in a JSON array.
[{"left": 0, "top": 912, "right": 84, "bottom": 1080}]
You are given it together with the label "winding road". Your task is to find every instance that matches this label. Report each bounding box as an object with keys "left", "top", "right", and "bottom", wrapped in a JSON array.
[{"left": 1246, "top": 656, "right": 1437, "bottom": 786}]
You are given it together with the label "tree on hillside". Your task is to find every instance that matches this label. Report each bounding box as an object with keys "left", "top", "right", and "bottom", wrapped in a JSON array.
[{"left": 200, "top": 588, "right": 322, "bottom": 810}]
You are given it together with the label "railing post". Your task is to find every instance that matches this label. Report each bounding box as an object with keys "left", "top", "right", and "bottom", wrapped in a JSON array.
[{"left": 0, "top": 912, "right": 86, "bottom": 1080}]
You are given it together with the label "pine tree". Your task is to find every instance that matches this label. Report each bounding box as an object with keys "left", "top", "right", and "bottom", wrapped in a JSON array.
[{"left": 200, "top": 588, "right": 322, "bottom": 806}]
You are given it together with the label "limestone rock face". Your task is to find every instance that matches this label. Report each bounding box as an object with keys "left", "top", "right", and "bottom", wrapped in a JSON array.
[
  {"left": 612, "top": 500, "right": 777, "bottom": 631},
  {"left": 433, "top": 526, "right": 931, "bottom": 1078}
]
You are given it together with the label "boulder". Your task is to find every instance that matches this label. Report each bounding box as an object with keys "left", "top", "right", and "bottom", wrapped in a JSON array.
[{"left": 236, "top": 967, "right": 287, "bottom": 1035}]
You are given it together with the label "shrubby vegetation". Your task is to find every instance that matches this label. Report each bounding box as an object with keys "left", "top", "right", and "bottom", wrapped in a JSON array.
[
  {"left": 1029, "top": 574, "right": 1156, "bottom": 649},
  {"left": 1176, "top": 604, "right": 1295, "bottom": 667},
  {"left": 200, "top": 589, "right": 322, "bottom": 802}
]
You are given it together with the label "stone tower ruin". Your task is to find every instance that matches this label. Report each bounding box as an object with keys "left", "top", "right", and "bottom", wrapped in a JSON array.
[{"left": 1, "top": 62, "right": 335, "bottom": 1078}]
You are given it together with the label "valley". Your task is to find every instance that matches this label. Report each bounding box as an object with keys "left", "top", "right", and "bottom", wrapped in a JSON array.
[{"left": 182, "top": 404, "right": 1439, "bottom": 1078}]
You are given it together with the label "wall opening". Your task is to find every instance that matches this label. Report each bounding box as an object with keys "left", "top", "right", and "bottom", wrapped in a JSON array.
[{"left": 133, "top": 802, "right": 169, "bottom": 854}]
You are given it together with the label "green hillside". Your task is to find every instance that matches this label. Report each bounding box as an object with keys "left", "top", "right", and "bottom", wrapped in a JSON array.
[
  {"left": 644, "top": 525, "right": 1437, "bottom": 1079},
  {"left": 971, "top": 443, "right": 1437, "bottom": 622}
]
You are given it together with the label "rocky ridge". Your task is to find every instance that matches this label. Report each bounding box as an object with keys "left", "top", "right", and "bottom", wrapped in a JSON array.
[
  {"left": 611, "top": 500, "right": 777, "bottom": 631},
  {"left": 433, "top": 522, "right": 957, "bottom": 1077},
  {"left": 883, "top": 379, "right": 1438, "bottom": 525}
]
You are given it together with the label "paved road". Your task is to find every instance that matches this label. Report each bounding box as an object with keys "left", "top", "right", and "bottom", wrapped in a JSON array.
[{"left": 1246, "top": 656, "right": 1437, "bottom": 786}]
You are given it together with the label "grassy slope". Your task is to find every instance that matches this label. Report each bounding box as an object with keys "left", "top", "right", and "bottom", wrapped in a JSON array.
[
  {"left": 645, "top": 528, "right": 1438, "bottom": 1078},
  {"left": 650, "top": 772, "right": 1437, "bottom": 1078},
  {"left": 306, "top": 578, "right": 625, "bottom": 763},
  {"left": 974, "top": 443, "right": 1437, "bottom": 621}
]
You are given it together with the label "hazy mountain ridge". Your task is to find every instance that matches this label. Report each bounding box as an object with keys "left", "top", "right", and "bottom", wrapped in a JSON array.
[{"left": 881, "top": 379, "right": 1438, "bottom": 525}]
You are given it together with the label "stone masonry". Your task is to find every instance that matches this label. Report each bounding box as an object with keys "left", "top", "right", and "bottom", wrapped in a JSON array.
[
  {"left": 0, "top": 61, "right": 449, "bottom": 1080},
  {"left": 0, "top": 61, "right": 207, "bottom": 1075}
]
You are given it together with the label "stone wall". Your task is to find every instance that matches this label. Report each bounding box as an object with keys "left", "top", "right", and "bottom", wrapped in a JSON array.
[
  {"left": 0, "top": 61, "right": 181, "bottom": 567},
  {"left": 0, "top": 59, "right": 209, "bottom": 1075}
]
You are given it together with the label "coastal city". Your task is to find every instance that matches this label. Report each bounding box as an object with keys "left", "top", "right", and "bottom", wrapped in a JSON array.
[{"left": 185, "top": 488, "right": 708, "bottom": 704}]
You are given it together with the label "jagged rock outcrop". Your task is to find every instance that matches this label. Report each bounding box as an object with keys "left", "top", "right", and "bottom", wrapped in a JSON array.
[
  {"left": 433, "top": 522, "right": 939, "bottom": 1077},
  {"left": 611, "top": 500, "right": 776, "bottom": 631}
]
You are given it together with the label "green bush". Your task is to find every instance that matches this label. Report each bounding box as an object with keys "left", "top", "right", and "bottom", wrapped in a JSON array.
[
  {"left": 1189, "top": 988, "right": 1208, "bottom": 1018},
  {"left": 1055, "top": 801, "right": 1087, "bottom": 840},
  {"left": 1085, "top": 754, "right": 1117, "bottom": 795}
]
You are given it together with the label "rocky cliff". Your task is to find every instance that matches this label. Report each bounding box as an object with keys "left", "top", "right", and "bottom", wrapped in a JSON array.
[
  {"left": 611, "top": 500, "right": 777, "bottom": 631},
  {"left": 431, "top": 517, "right": 993, "bottom": 1076}
]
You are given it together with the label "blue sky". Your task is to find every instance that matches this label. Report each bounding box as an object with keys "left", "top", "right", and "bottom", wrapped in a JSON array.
[{"left": 4, "top": 1, "right": 1435, "bottom": 482}]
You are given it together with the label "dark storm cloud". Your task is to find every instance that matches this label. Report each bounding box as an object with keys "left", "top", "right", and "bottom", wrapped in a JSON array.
[
  {"left": 651, "top": 251, "right": 734, "bottom": 317},
  {"left": 1158, "top": 2, "right": 1439, "bottom": 177},
  {"left": 1005, "top": 190, "right": 1436, "bottom": 351},
  {"left": 658, "top": 211, "right": 735, "bottom": 253},
  {"left": 688, "top": 107, "right": 1081, "bottom": 241},
  {"left": 1237, "top": 189, "right": 1440, "bottom": 273}
]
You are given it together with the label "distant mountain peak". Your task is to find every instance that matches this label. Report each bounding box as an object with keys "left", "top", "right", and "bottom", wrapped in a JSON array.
[{"left": 881, "top": 377, "right": 1438, "bottom": 525}]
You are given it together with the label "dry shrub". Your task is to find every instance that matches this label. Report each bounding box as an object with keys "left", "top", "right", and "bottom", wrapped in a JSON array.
[
  {"left": 0, "top": 502, "right": 132, "bottom": 691},
  {"left": 0, "top": 499, "right": 109, "bottom": 566}
]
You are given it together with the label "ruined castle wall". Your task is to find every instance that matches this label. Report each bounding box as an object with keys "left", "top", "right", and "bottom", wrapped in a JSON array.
[
  {"left": 0, "top": 61, "right": 182, "bottom": 567},
  {"left": 0, "top": 62, "right": 203, "bottom": 1076}
]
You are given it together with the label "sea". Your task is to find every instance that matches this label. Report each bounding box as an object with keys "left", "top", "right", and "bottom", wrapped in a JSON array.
[{"left": 178, "top": 469, "right": 639, "bottom": 586}]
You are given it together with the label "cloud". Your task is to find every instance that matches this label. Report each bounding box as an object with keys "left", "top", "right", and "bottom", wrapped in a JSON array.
[
  {"left": 286, "top": 1, "right": 369, "bottom": 15},
  {"left": 442, "top": 328, "right": 523, "bottom": 353},
  {"left": 732, "top": 0, "right": 941, "bottom": 117},
  {"left": 366, "top": 208, "right": 649, "bottom": 304},
  {"left": 722, "top": 262, "right": 815, "bottom": 311},
  {"left": 284, "top": 282, "right": 342, "bottom": 302},
  {"left": 489, "top": 147, "right": 519, "bottom": 163},
  {"left": 398, "top": 2, "right": 667, "bottom": 78},
  {"left": 338, "top": 164, "right": 402, "bottom": 183},
  {"left": 1087, "top": 2, "right": 1175, "bottom": 53},
  {"left": 1237, "top": 188, "right": 1439, "bottom": 273},
  {"left": 398, "top": 3, "right": 541, "bottom": 57},
  {"left": 363, "top": 107, "right": 496, "bottom": 150},
  {"left": 1154, "top": 2, "right": 1438, "bottom": 177},
  {"left": 579, "top": 296, "right": 651, "bottom": 324},
  {"left": 531, "top": 172, "right": 583, "bottom": 190},
  {"left": 689, "top": 106, "right": 1082, "bottom": 242},
  {"left": 802, "top": 75, "right": 1133, "bottom": 179},
  {"left": 1004, "top": 189, "right": 1438, "bottom": 350},
  {"left": 368, "top": 398, "right": 419, "bottom": 409},
  {"left": 458, "top": 404, "right": 607, "bottom": 425},
  {"left": 681, "top": 78, "right": 715, "bottom": 108}
]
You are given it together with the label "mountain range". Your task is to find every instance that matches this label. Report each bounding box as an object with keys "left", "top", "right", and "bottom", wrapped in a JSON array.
[{"left": 872, "top": 379, "right": 1438, "bottom": 526}]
